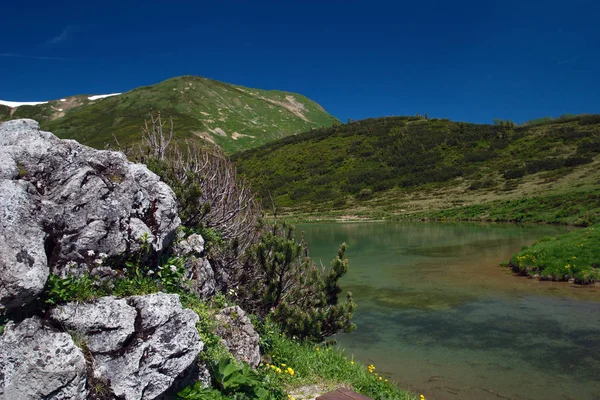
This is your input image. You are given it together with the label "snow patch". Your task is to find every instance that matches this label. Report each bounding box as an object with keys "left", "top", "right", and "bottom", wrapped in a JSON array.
[
  {"left": 0, "top": 100, "right": 48, "bottom": 108},
  {"left": 87, "top": 93, "right": 121, "bottom": 101},
  {"left": 60, "top": 98, "right": 67, "bottom": 102}
]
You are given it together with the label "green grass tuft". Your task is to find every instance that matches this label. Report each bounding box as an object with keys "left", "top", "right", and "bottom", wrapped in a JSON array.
[{"left": 507, "top": 225, "right": 600, "bottom": 283}]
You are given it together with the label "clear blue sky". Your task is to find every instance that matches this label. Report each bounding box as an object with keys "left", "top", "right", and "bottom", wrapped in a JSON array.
[{"left": 1, "top": 0, "right": 598, "bottom": 124}]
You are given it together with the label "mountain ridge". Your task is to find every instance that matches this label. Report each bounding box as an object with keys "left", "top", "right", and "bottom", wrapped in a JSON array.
[{"left": 0, "top": 76, "right": 339, "bottom": 153}]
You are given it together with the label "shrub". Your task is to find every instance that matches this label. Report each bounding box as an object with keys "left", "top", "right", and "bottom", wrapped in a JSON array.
[
  {"left": 503, "top": 167, "right": 526, "bottom": 180},
  {"left": 236, "top": 222, "right": 356, "bottom": 341}
]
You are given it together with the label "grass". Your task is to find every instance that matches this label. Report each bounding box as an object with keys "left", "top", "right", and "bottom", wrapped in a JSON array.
[
  {"left": 506, "top": 225, "right": 600, "bottom": 283},
  {"left": 394, "top": 190, "right": 600, "bottom": 226},
  {"left": 2, "top": 75, "right": 339, "bottom": 153},
  {"left": 256, "top": 319, "right": 417, "bottom": 400}
]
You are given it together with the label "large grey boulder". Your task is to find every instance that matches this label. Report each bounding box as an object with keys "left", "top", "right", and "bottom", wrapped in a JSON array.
[
  {"left": 215, "top": 306, "right": 261, "bottom": 368},
  {"left": 50, "top": 296, "right": 136, "bottom": 353},
  {"left": 0, "top": 316, "right": 88, "bottom": 400},
  {"left": 50, "top": 292, "right": 203, "bottom": 400},
  {"left": 0, "top": 179, "right": 48, "bottom": 311},
  {"left": 0, "top": 119, "right": 181, "bottom": 311}
]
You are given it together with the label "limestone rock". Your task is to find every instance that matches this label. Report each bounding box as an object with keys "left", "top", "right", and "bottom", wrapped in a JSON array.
[
  {"left": 50, "top": 296, "right": 136, "bottom": 353},
  {"left": 185, "top": 257, "right": 217, "bottom": 299},
  {"left": 0, "top": 317, "right": 88, "bottom": 400},
  {"left": 215, "top": 306, "right": 261, "bottom": 367},
  {"left": 0, "top": 179, "right": 48, "bottom": 312},
  {"left": 50, "top": 292, "right": 203, "bottom": 400},
  {"left": 0, "top": 119, "right": 181, "bottom": 311},
  {"left": 174, "top": 233, "right": 205, "bottom": 257}
]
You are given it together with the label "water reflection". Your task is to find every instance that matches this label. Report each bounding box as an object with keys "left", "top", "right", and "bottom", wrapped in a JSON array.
[{"left": 298, "top": 222, "right": 600, "bottom": 400}]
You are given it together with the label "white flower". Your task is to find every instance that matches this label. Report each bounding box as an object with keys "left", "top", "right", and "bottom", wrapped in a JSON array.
[
  {"left": 98, "top": 252, "right": 108, "bottom": 259},
  {"left": 147, "top": 270, "right": 155, "bottom": 275},
  {"left": 123, "top": 268, "right": 127, "bottom": 274},
  {"left": 169, "top": 265, "right": 177, "bottom": 273},
  {"left": 87, "top": 250, "right": 95, "bottom": 257},
  {"left": 66, "top": 261, "right": 77, "bottom": 268},
  {"left": 94, "top": 258, "right": 103, "bottom": 265},
  {"left": 158, "top": 265, "right": 164, "bottom": 270}
]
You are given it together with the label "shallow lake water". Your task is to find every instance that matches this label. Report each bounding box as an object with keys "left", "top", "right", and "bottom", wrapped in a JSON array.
[{"left": 297, "top": 222, "right": 600, "bottom": 400}]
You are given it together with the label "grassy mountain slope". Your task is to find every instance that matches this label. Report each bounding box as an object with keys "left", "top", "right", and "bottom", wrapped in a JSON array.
[
  {"left": 1, "top": 76, "right": 339, "bottom": 153},
  {"left": 233, "top": 114, "right": 600, "bottom": 224}
]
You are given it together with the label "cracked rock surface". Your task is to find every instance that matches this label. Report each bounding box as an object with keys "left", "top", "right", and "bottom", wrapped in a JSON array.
[
  {"left": 0, "top": 316, "right": 88, "bottom": 400},
  {"left": 0, "top": 119, "right": 180, "bottom": 312},
  {"left": 215, "top": 305, "right": 261, "bottom": 368},
  {"left": 50, "top": 292, "right": 203, "bottom": 400}
]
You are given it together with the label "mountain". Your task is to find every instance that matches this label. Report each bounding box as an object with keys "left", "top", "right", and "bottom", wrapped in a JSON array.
[
  {"left": 233, "top": 114, "right": 600, "bottom": 224},
  {"left": 0, "top": 76, "right": 339, "bottom": 152}
]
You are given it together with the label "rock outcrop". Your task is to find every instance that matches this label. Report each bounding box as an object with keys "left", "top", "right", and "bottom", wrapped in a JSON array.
[
  {"left": 0, "top": 317, "right": 88, "bottom": 400},
  {"left": 0, "top": 119, "right": 181, "bottom": 312},
  {"left": 215, "top": 306, "right": 261, "bottom": 368},
  {"left": 50, "top": 292, "right": 203, "bottom": 400},
  {"left": 175, "top": 233, "right": 217, "bottom": 299}
]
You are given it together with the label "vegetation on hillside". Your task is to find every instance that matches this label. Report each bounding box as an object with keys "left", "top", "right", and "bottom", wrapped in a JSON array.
[
  {"left": 1, "top": 76, "right": 339, "bottom": 153},
  {"left": 506, "top": 225, "right": 600, "bottom": 284},
  {"left": 395, "top": 190, "right": 600, "bottom": 226},
  {"left": 233, "top": 114, "right": 600, "bottom": 222}
]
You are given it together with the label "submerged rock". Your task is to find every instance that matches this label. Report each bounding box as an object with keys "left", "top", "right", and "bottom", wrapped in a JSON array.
[
  {"left": 0, "top": 119, "right": 180, "bottom": 311},
  {"left": 0, "top": 316, "right": 88, "bottom": 399}
]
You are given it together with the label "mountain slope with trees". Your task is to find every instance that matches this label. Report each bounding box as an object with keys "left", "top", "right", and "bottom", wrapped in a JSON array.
[{"left": 233, "top": 114, "right": 600, "bottom": 224}]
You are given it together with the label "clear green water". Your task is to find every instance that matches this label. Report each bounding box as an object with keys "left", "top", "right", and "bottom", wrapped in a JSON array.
[{"left": 298, "top": 222, "right": 600, "bottom": 400}]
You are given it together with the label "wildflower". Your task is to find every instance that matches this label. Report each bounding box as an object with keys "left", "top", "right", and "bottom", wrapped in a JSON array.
[
  {"left": 316, "top": 347, "right": 320, "bottom": 351},
  {"left": 169, "top": 265, "right": 177, "bottom": 272},
  {"left": 98, "top": 252, "right": 108, "bottom": 259},
  {"left": 87, "top": 250, "right": 95, "bottom": 256},
  {"left": 385, "top": 379, "right": 388, "bottom": 382},
  {"left": 123, "top": 268, "right": 127, "bottom": 274},
  {"left": 270, "top": 365, "right": 276, "bottom": 370},
  {"left": 378, "top": 376, "right": 382, "bottom": 381},
  {"left": 286, "top": 367, "right": 294, "bottom": 376},
  {"left": 148, "top": 270, "right": 155, "bottom": 275},
  {"left": 281, "top": 363, "right": 286, "bottom": 367},
  {"left": 350, "top": 361, "right": 355, "bottom": 365},
  {"left": 276, "top": 368, "right": 282, "bottom": 374},
  {"left": 420, "top": 395, "right": 426, "bottom": 400},
  {"left": 94, "top": 258, "right": 103, "bottom": 265}
]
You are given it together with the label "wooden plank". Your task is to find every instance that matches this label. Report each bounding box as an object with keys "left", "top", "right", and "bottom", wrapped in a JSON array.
[{"left": 316, "top": 387, "right": 373, "bottom": 400}]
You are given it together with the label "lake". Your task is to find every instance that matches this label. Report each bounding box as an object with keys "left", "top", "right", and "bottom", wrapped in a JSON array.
[{"left": 298, "top": 222, "right": 600, "bottom": 400}]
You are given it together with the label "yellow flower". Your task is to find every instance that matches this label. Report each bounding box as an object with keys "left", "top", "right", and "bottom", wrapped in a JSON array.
[
  {"left": 385, "top": 379, "right": 388, "bottom": 382},
  {"left": 276, "top": 367, "right": 282, "bottom": 374},
  {"left": 316, "top": 347, "right": 320, "bottom": 351},
  {"left": 287, "top": 367, "right": 295, "bottom": 376},
  {"left": 420, "top": 395, "right": 426, "bottom": 400},
  {"left": 281, "top": 363, "right": 286, "bottom": 367},
  {"left": 271, "top": 365, "right": 276, "bottom": 370},
  {"left": 288, "top": 396, "right": 291, "bottom": 399},
  {"left": 350, "top": 361, "right": 355, "bottom": 365},
  {"left": 378, "top": 376, "right": 382, "bottom": 381}
]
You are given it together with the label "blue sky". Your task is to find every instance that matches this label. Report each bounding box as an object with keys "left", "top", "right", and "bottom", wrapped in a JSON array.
[{"left": 1, "top": 0, "right": 598, "bottom": 124}]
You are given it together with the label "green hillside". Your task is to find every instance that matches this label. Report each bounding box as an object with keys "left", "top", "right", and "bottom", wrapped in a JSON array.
[
  {"left": 1, "top": 76, "right": 339, "bottom": 152},
  {"left": 233, "top": 114, "right": 600, "bottom": 224}
]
